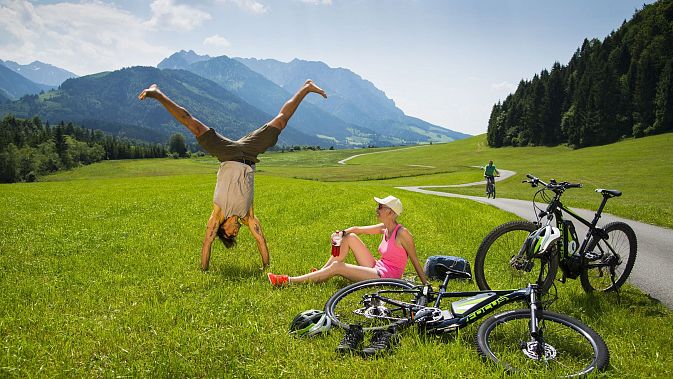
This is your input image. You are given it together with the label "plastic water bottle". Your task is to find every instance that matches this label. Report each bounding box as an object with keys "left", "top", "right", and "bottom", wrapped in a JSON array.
[{"left": 331, "top": 231, "right": 343, "bottom": 257}]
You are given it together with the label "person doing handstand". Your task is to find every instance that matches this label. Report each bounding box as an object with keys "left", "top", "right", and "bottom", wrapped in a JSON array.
[
  {"left": 139, "top": 80, "right": 327, "bottom": 271},
  {"left": 267, "top": 195, "right": 429, "bottom": 286}
]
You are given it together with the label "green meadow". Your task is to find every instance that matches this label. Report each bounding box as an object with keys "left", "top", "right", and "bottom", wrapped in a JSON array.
[{"left": 1, "top": 134, "right": 672, "bottom": 377}]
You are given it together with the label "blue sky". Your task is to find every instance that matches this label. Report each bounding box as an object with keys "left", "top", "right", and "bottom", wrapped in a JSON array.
[{"left": 0, "top": 0, "right": 653, "bottom": 135}]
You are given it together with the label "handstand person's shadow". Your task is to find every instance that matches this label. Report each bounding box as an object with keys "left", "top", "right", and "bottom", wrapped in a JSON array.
[{"left": 211, "top": 264, "right": 263, "bottom": 282}]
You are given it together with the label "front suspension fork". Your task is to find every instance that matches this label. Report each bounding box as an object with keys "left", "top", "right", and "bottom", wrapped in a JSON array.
[{"left": 528, "top": 285, "right": 546, "bottom": 358}]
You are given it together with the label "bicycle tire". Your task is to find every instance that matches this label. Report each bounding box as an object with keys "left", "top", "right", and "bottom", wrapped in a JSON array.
[
  {"left": 474, "top": 221, "right": 558, "bottom": 293},
  {"left": 324, "top": 279, "right": 417, "bottom": 331},
  {"left": 476, "top": 309, "right": 609, "bottom": 377},
  {"left": 580, "top": 221, "right": 637, "bottom": 292},
  {"left": 486, "top": 180, "right": 495, "bottom": 198}
]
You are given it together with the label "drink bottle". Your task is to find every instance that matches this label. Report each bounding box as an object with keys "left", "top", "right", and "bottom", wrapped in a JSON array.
[{"left": 331, "top": 232, "right": 343, "bottom": 257}]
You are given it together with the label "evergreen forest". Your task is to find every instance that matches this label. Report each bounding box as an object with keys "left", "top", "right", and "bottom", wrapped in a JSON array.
[
  {"left": 0, "top": 115, "right": 168, "bottom": 183},
  {"left": 487, "top": 0, "right": 673, "bottom": 148}
]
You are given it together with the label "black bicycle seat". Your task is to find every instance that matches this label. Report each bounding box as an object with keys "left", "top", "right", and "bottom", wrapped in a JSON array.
[
  {"left": 596, "top": 189, "right": 622, "bottom": 198},
  {"left": 435, "top": 263, "right": 472, "bottom": 280}
]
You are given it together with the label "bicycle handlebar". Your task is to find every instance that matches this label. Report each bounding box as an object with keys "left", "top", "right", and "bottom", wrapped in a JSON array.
[{"left": 523, "top": 174, "right": 582, "bottom": 191}]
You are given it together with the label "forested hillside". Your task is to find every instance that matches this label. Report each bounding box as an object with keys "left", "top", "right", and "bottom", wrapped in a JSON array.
[
  {"left": 0, "top": 115, "right": 167, "bottom": 183},
  {"left": 487, "top": 0, "right": 673, "bottom": 148}
]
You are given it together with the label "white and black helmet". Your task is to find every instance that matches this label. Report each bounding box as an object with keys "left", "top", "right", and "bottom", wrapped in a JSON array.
[
  {"left": 523, "top": 224, "right": 561, "bottom": 257},
  {"left": 289, "top": 309, "right": 332, "bottom": 337}
]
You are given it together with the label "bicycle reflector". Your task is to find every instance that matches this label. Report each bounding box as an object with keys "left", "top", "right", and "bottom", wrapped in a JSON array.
[{"left": 523, "top": 225, "right": 561, "bottom": 257}]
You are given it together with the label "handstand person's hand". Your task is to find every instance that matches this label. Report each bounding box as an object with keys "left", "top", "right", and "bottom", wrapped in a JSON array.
[{"left": 138, "top": 84, "right": 160, "bottom": 100}]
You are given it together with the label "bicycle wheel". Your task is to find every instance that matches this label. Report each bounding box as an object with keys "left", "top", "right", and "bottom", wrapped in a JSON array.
[
  {"left": 476, "top": 309, "right": 609, "bottom": 377},
  {"left": 580, "top": 221, "right": 637, "bottom": 292},
  {"left": 325, "top": 279, "right": 417, "bottom": 331},
  {"left": 486, "top": 181, "right": 494, "bottom": 198},
  {"left": 474, "top": 221, "right": 558, "bottom": 292}
]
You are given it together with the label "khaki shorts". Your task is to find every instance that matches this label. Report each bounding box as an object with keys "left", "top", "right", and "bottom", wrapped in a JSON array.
[{"left": 197, "top": 124, "right": 281, "bottom": 163}]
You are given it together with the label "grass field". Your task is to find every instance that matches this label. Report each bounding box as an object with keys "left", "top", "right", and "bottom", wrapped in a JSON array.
[{"left": 1, "top": 133, "right": 672, "bottom": 377}]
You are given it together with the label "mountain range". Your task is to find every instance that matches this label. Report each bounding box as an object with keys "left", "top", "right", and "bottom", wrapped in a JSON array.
[
  {"left": 1, "top": 60, "right": 78, "bottom": 87},
  {"left": 0, "top": 51, "right": 469, "bottom": 147},
  {"left": 0, "top": 63, "right": 52, "bottom": 101}
]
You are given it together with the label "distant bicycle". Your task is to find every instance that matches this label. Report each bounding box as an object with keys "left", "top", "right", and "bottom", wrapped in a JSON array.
[
  {"left": 485, "top": 174, "right": 500, "bottom": 199},
  {"left": 325, "top": 264, "right": 609, "bottom": 377},
  {"left": 474, "top": 174, "right": 637, "bottom": 294}
]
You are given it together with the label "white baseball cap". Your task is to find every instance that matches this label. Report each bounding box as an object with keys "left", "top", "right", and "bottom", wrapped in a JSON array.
[{"left": 374, "top": 195, "right": 403, "bottom": 215}]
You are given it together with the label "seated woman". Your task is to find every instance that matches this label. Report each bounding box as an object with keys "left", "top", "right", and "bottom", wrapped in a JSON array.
[{"left": 267, "top": 195, "right": 429, "bottom": 286}]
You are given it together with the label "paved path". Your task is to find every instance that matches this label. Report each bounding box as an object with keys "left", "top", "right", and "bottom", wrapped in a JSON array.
[{"left": 397, "top": 177, "right": 673, "bottom": 309}]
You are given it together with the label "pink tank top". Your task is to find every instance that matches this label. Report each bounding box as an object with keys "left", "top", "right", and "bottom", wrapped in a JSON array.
[{"left": 378, "top": 224, "right": 408, "bottom": 271}]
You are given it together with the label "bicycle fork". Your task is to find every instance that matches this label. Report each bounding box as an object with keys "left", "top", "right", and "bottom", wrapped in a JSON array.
[{"left": 527, "top": 286, "right": 549, "bottom": 361}]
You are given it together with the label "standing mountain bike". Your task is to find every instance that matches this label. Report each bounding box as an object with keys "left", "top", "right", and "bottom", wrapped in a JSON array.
[
  {"left": 324, "top": 264, "right": 609, "bottom": 377},
  {"left": 474, "top": 174, "right": 637, "bottom": 294}
]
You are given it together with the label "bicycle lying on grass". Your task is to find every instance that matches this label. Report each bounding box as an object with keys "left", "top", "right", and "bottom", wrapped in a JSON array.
[
  {"left": 325, "top": 264, "right": 609, "bottom": 377},
  {"left": 474, "top": 174, "right": 637, "bottom": 294}
]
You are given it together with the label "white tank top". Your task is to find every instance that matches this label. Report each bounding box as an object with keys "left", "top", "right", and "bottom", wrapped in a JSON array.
[{"left": 213, "top": 161, "right": 255, "bottom": 218}]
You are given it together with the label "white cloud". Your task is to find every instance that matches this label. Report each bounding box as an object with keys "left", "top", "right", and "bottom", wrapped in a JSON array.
[
  {"left": 296, "top": 0, "right": 333, "bottom": 4},
  {"left": 230, "top": 0, "right": 268, "bottom": 14},
  {"left": 145, "top": 0, "right": 211, "bottom": 31},
  {"left": 203, "top": 34, "right": 231, "bottom": 48},
  {"left": 0, "top": 0, "right": 171, "bottom": 75}
]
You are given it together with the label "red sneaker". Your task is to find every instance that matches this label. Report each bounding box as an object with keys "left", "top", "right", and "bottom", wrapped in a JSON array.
[{"left": 268, "top": 272, "right": 289, "bottom": 286}]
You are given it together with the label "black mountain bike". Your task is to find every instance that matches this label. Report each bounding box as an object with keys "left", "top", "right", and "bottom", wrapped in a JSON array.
[
  {"left": 485, "top": 175, "right": 499, "bottom": 198},
  {"left": 325, "top": 265, "right": 609, "bottom": 377},
  {"left": 474, "top": 174, "right": 637, "bottom": 294}
]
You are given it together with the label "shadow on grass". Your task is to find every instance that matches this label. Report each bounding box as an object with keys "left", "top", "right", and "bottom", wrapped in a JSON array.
[
  {"left": 568, "top": 286, "right": 668, "bottom": 320},
  {"left": 211, "top": 263, "right": 264, "bottom": 282}
]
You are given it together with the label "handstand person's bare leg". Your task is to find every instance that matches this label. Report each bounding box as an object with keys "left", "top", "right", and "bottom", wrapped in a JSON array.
[
  {"left": 138, "top": 84, "right": 209, "bottom": 137},
  {"left": 268, "top": 80, "right": 327, "bottom": 130}
]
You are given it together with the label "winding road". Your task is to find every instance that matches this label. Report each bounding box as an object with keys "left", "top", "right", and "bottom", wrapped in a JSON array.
[{"left": 340, "top": 152, "right": 673, "bottom": 309}]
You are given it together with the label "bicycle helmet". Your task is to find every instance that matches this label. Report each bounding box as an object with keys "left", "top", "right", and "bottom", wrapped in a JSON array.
[
  {"left": 289, "top": 309, "right": 332, "bottom": 337},
  {"left": 522, "top": 224, "right": 561, "bottom": 257}
]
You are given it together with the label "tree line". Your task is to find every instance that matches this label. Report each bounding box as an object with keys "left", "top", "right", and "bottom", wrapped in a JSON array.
[
  {"left": 487, "top": 0, "right": 673, "bottom": 148},
  {"left": 0, "top": 114, "right": 169, "bottom": 183}
]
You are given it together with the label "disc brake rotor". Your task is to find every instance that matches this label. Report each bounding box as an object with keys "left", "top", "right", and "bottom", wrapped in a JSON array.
[{"left": 521, "top": 341, "right": 557, "bottom": 361}]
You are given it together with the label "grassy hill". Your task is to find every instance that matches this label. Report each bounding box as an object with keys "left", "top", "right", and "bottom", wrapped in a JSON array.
[
  {"left": 1, "top": 133, "right": 672, "bottom": 376},
  {"left": 249, "top": 133, "right": 673, "bottom": 229}
]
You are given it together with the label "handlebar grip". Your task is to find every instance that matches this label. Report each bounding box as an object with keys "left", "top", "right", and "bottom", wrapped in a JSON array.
[
  {"left": 567, "top": 183, "right": 583, "bottom": 188},
  {"left": 526, "top": 174, "right": 535, "bottom": 179}
]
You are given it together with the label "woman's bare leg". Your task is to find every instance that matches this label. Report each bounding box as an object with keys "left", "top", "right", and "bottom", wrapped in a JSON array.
[
  {"left": 267, "top": 80, "right": 327, "bottom": 130},
  {"left": 321, "top": 233, "right": 377, "bottom": 269},
  {"left": 290, "top": 261, "right": 379, "bottom": 284},
  {"left": 138, "top": 84, "right": 209, "bottom": 137}
]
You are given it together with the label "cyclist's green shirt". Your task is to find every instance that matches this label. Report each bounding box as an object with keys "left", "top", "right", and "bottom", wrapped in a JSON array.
[{"left": 484, "top": 164, "right": 497, "bottom": 176}]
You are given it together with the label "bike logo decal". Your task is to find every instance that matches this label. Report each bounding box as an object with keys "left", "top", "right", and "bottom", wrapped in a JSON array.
[{"left": 465, "top": 295, "right": 510, "bottom": 321}]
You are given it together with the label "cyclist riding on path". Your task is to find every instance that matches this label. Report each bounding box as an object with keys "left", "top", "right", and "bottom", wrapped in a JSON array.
[
  {"left": 138, "top": 80, "right": 327, "bottom": 271},
  {"left": 484, "top": 160, "right": 500, "bottom": 195}
]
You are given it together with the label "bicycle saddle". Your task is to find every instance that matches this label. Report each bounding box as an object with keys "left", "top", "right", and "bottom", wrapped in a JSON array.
[
  {"left": 596, "top": 189, "right": 622, "bottom": 198},
  {"left": 435, "top": 263, "right": 472, "bottom": 280}
]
